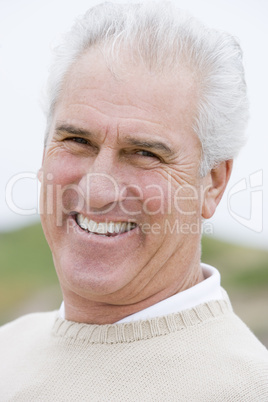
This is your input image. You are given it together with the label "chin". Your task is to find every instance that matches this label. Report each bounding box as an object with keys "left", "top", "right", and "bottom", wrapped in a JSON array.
[{"left": 54, "top": 251, "right": 138, "bottom": 300}]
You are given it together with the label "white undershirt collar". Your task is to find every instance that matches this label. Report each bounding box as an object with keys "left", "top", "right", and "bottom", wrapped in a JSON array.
[{"left": 59, "top": 263, "right": 223, "bottom": 324}]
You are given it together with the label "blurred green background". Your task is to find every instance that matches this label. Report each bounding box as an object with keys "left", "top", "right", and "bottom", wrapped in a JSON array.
[{"left": 0, "top": 222, "right": 267, "bottom": 347}]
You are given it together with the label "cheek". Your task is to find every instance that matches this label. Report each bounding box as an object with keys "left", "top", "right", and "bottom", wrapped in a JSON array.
[
  {"left": 141, "top": 174, "right": 171, "bottom": 217},
  {"left": 142, "top": 187, "right": 168, "bottom": 216},
  {"left": 141, "top": 175, "right": 202, "bottom": 224},
  {"left": 41, "top": 155, "right": 88, "bottom": 216},
  {"left": 173, "top": 185, "right": 201, "bottom": 217},
  {"left": 44, "top": 153, "right": 85, "bottom": 185}
]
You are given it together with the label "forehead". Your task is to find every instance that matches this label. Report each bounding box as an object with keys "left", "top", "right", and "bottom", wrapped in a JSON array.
[{"left": 52, "top": 48, "right": 199, "bottom": 144}]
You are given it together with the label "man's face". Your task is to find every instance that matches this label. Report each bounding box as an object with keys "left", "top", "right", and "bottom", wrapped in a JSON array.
[{"left": 40, "top": 49, "right": 205, "bottom": 306}]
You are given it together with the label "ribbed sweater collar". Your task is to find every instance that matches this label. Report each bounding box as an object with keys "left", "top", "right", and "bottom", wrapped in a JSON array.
[{"left": 52, "top": 296, "right": 232, "bottom": 345}]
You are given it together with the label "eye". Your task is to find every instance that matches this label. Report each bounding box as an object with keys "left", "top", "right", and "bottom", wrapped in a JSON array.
[
  {"left": 136, "top": 150, "right": 158, "bottom": 158},
  {"left": 68, "top": 137, "right": 88, "bottom": 145}
]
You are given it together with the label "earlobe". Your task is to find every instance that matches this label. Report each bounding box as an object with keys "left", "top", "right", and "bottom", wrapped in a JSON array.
[{"left": 202, "top": 160, "right": 233, "bottom": 219}]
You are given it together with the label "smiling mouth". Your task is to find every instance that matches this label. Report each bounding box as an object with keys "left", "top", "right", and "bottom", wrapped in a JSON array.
[{"left": 75, "top": 213, "right": 137, "bottom": 237}]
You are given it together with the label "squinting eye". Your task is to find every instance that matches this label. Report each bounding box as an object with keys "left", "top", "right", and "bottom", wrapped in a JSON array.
[
  {"left": 69, "top": 137, "right": 88, "bottom": 145},
  {"left": 136, "top": 150, "right": 157, "bottom": 158}
]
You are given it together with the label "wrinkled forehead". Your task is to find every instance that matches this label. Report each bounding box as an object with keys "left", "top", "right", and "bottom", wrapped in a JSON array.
[{"left": 50, "top": 47, "right": 200, "bottom": 138}]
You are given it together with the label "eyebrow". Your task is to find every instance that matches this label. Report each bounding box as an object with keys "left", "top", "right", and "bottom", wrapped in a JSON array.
[
  {"left": 55, "top": 123, "right": 173, "bottom": 155},
  {"left": 55, "top": 124, "right": 95, "bottom": 138}
]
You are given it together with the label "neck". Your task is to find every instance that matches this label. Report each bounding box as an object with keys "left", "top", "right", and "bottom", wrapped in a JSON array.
[{"left": 63, "top": 264, "right": 205, "bottom": 325}]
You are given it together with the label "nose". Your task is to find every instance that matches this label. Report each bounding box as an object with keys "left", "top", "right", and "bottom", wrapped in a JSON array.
[{"left": 79, "top": 152, "right": 127, "bottom": 212}]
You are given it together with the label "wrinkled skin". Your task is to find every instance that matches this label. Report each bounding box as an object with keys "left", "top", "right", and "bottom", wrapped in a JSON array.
[{"left": 39, "top": 49, "right": 232, "bottom": 324}]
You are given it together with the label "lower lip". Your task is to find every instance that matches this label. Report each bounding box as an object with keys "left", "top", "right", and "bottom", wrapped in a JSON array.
[{"left": 69, "top": 215, "right": 139, "bottom": 243}]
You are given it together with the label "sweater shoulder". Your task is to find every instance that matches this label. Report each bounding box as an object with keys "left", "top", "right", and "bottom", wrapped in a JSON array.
[{"left": 0, "top": 311, "right": 58, "bottom": 343}]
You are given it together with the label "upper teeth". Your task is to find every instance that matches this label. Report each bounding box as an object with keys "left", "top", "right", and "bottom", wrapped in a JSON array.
[{"left": 77, "top": 214, "right": 136, "bottom": 235}]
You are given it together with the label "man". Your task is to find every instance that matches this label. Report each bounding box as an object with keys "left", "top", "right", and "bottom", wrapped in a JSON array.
[{"left": 1, "top": 2, "right": 267, "bottom": 400}]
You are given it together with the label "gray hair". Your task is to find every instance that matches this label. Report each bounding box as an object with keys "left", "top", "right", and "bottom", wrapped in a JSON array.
[{"left": 45, "top": 1, "right": 249, "bottom": 176}]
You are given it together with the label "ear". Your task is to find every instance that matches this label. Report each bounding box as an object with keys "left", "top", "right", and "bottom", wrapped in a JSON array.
[{"left": 201, "top": 160, "right": 233, "bottom": 219}]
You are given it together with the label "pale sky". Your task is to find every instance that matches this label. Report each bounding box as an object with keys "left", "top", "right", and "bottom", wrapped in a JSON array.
[{"left": 0, "top": 0, "right": 267, "bottom": 250}]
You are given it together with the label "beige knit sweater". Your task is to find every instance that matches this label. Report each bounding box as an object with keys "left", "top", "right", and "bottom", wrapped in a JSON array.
[{"left": 1, "top": 295, "right": 268, "bottom": 401}]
